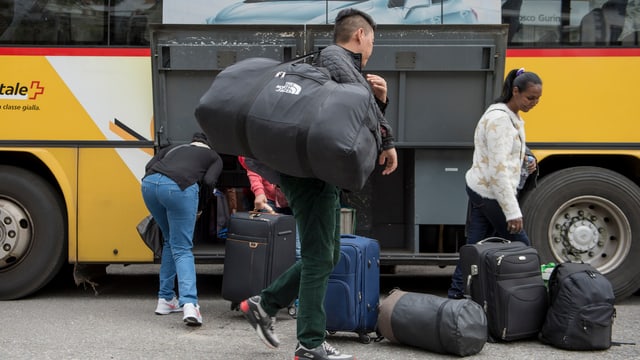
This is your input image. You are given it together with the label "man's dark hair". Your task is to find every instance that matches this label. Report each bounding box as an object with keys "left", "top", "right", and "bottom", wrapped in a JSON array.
[{"left": 334, "top": 8, "right": 376, "bottom": 43}]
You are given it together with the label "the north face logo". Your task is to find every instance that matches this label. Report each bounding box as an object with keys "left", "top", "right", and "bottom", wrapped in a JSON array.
[{"left": 275, "top": 81, "right": 301, "bottom": 95}]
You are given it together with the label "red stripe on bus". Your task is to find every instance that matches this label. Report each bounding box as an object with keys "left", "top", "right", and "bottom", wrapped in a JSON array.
[
  {"left": 2, "top": 47, "right": 637, "bottom": 58},
  {"left": 0, "top": 47, "right": 151, "bottom": 56},
  {"left": 507, "top": 48, "right": 640, "bottom": 57}
]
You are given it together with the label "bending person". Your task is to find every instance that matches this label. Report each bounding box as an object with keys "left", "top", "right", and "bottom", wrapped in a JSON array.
[{"left": 141, "top": 132, "right": 222, "bottom": 326}]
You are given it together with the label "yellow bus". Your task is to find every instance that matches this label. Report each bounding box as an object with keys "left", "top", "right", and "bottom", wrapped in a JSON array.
[
  {"left": 1, "top": 0, "right": 639, "bottom": 301},
  {"left": 503, "top": 0, "right": 640, "bottom": 301},
  {"left": 0, "top": 0, "right": 160, "bottom": 300}
]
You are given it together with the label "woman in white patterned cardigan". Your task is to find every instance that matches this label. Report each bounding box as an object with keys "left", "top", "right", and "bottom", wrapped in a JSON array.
[{"left": 448, "top": 68, "right": 543, "bottom": 299}]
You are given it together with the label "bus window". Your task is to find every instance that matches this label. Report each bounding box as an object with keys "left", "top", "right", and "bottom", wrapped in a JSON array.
[
  {"left": 580, "top": 0, "right": 626, "bottom": 45},
  {"left": 0, "top": 0, "right": 16, "bottom": 39},
  {"left": 0, "top": 0, "right": 161, "bottom": 46},
  {"left": 620, "top": 0, "right": 640, "bottom": 44},
  {"left": 503, "top": 0, "right": 640, "bottom": 47},
  {"left": 503, "top": 0, "right": 591, "bottom": 46}
]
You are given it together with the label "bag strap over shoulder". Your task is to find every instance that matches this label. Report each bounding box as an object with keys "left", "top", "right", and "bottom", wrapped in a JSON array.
[
  {"left": 281, "top": 51, "right": 320, "bottom": 65},
  {"left": 164, "top": 143, "right": 190, "bottom": 157}
]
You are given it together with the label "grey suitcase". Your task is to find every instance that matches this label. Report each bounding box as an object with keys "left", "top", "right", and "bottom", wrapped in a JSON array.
[{"left": 460, "top": 237, "right": 548, "bottom": 341}]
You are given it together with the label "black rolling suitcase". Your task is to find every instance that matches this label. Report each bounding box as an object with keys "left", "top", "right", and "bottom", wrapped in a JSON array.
[
  {"left": 222, "top": 211, "right": 296, "bottom": 309},
  {"left": 460, "top": 237, "right": 548, "bottom": 341}
]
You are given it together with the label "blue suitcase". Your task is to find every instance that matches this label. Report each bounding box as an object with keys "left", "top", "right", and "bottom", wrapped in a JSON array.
[{"left": 324, "top": 234, "right": 380, "bottom": 343}]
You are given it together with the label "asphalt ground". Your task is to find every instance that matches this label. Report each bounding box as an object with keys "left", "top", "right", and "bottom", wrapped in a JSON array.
[{"left": 0, "top": 264, "right": 637, "bottom": 360}]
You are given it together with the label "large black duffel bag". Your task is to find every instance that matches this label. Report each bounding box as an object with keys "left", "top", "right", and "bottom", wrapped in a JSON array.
[
  {"left": 194, "top": 57, "right": 381, "bottom": 192},
  {"left": 376, "top": 289, "right": 487, "bottom": 356}
]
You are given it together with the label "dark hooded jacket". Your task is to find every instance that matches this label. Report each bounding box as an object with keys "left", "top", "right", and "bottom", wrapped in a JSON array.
[{"left": 315, "top": 44, "right": 395, "bottom": 150}]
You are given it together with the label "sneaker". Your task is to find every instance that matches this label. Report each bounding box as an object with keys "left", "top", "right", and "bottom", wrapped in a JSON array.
[
  {"left": 183, "top": 303, "right": 202, "bottom": 326},
  {"left": 239, "top": 295, "right": 280, "bottom": 348},
  {"left": 154, "top": 297, "right": 182, "bottom": 315},
  {"left": 294, "top": 341, "right": 354, "bottom": 360}
]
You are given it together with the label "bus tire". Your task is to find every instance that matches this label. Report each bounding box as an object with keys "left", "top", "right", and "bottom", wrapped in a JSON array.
[
  {"left": 520, "top": 166, "right": 640, "bottom": 301},
  {"left": 0, "top": 165, "right": 67, "bottom": 300}
]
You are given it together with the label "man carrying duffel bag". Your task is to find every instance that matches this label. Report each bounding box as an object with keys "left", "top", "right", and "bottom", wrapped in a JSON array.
[{"left": 237, "top": 8, "right": 398, "bottom": 360}]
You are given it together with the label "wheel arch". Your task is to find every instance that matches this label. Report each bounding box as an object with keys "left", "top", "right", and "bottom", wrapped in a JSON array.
[
  {"left": 0, "top": 150, "right": 70, "bottom": 228},
  {"left": 535, "top": 153, "right": 640, "bottom": 186},
  {"left": 0, "top": 150, "right": 72, "bottom": 265}
]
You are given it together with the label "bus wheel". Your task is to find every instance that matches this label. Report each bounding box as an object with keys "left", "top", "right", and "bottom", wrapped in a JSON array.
[
  {"left": 0, "top": 165, "right": 66, "bottom": 300},
  {"left": 521, "top": 166, "right": 640, "bottom": 301}
]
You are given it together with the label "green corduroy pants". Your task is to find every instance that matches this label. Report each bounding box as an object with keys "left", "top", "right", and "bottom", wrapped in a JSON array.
[{"left": 259, "top": 174, "right": 341, "bottom": 349}]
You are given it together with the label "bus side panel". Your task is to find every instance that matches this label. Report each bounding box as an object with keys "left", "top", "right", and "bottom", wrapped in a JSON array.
[
  {"left": 506, "top": 49, "right": 640, "bottom": 144},
  {"left": 1, "top": 51, "right": 156, "bottom": 263},
  {"left": 77, "top": 147, "right": 153, "bottom": 262},
  {"left": 0, "top": 55, "right": 105, "bottom": 140}
]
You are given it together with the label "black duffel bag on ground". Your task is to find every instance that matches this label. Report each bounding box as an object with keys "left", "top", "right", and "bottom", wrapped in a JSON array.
[
  {"left": 376, "top": 289, "right": 487, "bottom": 357},
  {"left": 194, "top": 56, "right": 380, "bottom": 192}
]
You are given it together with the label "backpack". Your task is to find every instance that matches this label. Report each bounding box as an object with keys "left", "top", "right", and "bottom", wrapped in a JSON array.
[{"left": 539, "top": 262, "right": 616, "bottom": 350}]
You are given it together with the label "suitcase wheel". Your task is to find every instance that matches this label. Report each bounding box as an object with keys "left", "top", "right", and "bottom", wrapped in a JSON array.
[
  {"left": 287, "top": 305, "right": 297, "bottom": 318},
  {"left": 326, "top": 331, "right": 371, "bottom": 344},
  {"left": 287, "top": 298, "right": 299, "bottom": 318},
  {"left": 358, "top": 333, "right": 372, "bottom": 344}
]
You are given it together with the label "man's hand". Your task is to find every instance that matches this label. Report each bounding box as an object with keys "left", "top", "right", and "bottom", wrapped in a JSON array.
[
  {"left": 367, "top": 74, "right": 387, "bottom": 103},
  {"left": 379, "top": 148, "right": 398, "bottom": 175}
]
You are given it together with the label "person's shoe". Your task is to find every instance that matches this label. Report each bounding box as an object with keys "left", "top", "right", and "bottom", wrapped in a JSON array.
[
  {"left": 182, "top": 303, "right": 202, "bottom": 326},
  {"left": 239, "top": 295, "right": 280, "bottom": 348},
  {"left": 154, "top": 297, "right": 182, "bottom": 315},
  {"left": 448, "top": 293, "right": 465, "bottom": 300},
  {"left": 321, "top": 341, "right": 354, "bottom": 360},
  {"left": 294, "top": 341, "right": 354, "bottom": 360}
]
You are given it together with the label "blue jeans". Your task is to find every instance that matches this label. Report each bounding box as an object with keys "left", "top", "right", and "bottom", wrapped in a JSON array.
[
  {"left": 141, "top": 173, "right": 200, "bottom": 306},
  {"left": 448, "top": 186, "right": 531, "bottom": 298}
]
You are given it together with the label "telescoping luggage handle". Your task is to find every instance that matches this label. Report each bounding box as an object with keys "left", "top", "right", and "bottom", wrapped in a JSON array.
[{"left": 466, "top": 237, "right": 511, "bottom": 289}]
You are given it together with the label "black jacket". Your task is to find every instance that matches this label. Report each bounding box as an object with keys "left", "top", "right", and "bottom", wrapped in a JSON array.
[
  {"left": 315, "top": 44, "right": 395, "bottom": 150},
  {"left": 144, "top": 143, "right": 222, "bottom": 191}
]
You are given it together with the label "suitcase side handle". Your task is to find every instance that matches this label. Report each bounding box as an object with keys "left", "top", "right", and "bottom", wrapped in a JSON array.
[
  {"left": 477, "top": 237, "right": 511, "bottom": 245},
  {"left": 466, "top": 265, "right": 478, "bottom": 293}
]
